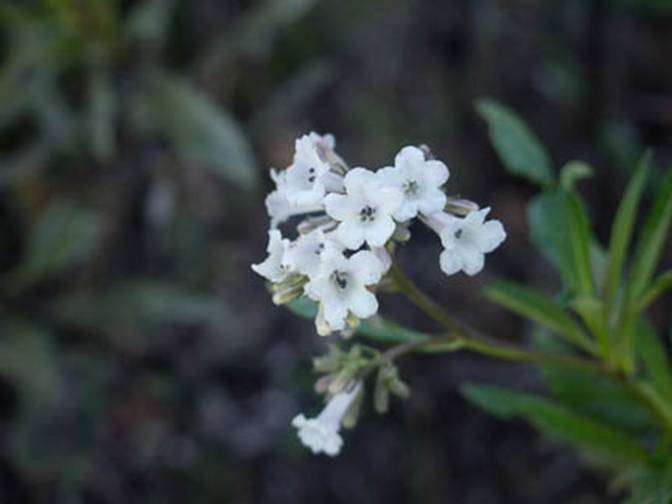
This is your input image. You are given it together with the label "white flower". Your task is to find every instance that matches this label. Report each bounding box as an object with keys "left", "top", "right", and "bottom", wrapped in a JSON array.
[
  {"left": 304, "top": 247, "right": 385, "bottom": 332},
  {"left": 265, "top": 169, "right": 323, "bottom": 228},
  {"left": 324, "top": 168, "right": 403, "bottom": 249},
  {"left": 378, "top": 146, "right": 449, "bottom": 221},
  {"left": 427, "top": 208, "right": 506, "bottom": 276},
  {"left": 251, "top": 230, "right": 290, "bottom": 282},
  {"left": 282, "top": 230, "right": 343, "bottom": 279},
  {"left": 284, "top": 134, "right": 343, "bottom": 206},
  {"left": 292, "top": 382, "right": 362, "bottom": 456}
]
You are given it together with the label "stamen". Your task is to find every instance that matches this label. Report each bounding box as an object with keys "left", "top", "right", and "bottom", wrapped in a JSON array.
[
  {"left": 403, "top": 180, "right": 420, "bottom": 195},
  {"left": 330, "top": 270, "right": 349, "bottom": 290},
  {"left": 359, "top": 205, "right": 376, "bottom": 222}
]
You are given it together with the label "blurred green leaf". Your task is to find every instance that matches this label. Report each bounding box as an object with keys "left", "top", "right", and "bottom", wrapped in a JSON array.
[
  {"left": 636, "top": 270, "right": 672, "bottom": 312},
  {"left": 461, "top": 383, "right": 646, "bottom": 462},
  {"left": 14, "top": 201, "right": 100, "bottom": 287},
  {"left": 528, "top": 190, "right": 594, "bottom": 295},
  {"left": 484, "top": 280, "right": 595, "bottom": 353},
  {"left": 476, "top": 98, "right": 553, "bottom": 187},
  {"left": 286, "top": 298, "right": 430, "bottom": 344},
  {"left": 559, "top": 160, "right": 593, "bottom": 191},
  {"left": 53, "top": 279, "right": 222, "bottom": 335},
  {"left": 636, "top": 319, "right": 672, "bottom": 402},
  {"left": 535, "top": 332, "right": 655, "bottom": 436},
  {"left": 197, "top": 0, "right": 319, "bottom": 75},
  {"left": 625, "top": 460, "right": 672, "bottom": 504},
  {"left": 125, "top": 0, "right": 176, "bottom": 48},
  {"left": 0, "top": 319, "right": 62, "bottom": 406},
  {"left": 604, "top": 153, "right": 650, "bottom": 306},
  {"left": 144, "top": 72, "right": 257, "bottom": 189},
  {"left": 628, "top": 167, "right": 672, "bottom": 299},
  {"left": 569, "top": 295, "right": 609, "bottom": 356}
]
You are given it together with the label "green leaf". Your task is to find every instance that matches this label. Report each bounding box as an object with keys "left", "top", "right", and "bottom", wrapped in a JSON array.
[
  {"left": 125, "top": 0, "right": 176, "bottom": 48},
  {"left": 629, "top": 167, "right": 672, "bottom": 298},
  {"left": 461, "top": 384, "right": 646, "bottom": 462},
  {"left": 53, "top": 280, "right": 223, "bottom": 348},
  {"left": 604, "top": 153, "right": 650, "bottom": 306},
  {"left": 636, "top": 319, "right": 672, "bottom": 402},
  {"left": 144, "top": 71, "right": 257, "bottom": 189},
  {"left": 13, "top": 200, "right": 100, "bottom": 287},
  {"left": 559, "top": 160, "right": 593, "bottom": 191},
  {"left": 286, "top": 298, "right": 430, "bottom": 344},
  {"left": 484, "top": 280, "right": 596, "bottom": 353},
  {"left": 535, "top": 333, "right": 655, "bottom": 435},
  {"left": 0, "top": 319, "right": 62, "bottom": 406},
  {"left": 476, "top": 99, "right": 553, "bottom": 186},
  {"left": 528, "top": 190, "right": 594, "bottom": 294},
  {"left": 625, "top": 460, "right": 672, "bottom": 504},
  {"left": 636, "top": 270, "right": 672, "bottom": 312},
  {"left": 570, "top": 295, "right": 610, "bottom": 357}
]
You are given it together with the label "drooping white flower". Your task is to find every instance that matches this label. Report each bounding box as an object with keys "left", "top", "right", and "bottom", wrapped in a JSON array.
[
  {"left": 324, "top": 168, "right": 403, "bottom": 249},
  {"left": 304, "top": 247, "right": 385, "bottom": 332},
  {"left": 292, "top": 382, "right": 362, "bottom": 456},
  {"left": 426, "top": 208, "right": 506, "bottom": 276},
  {"left": 251, "top": 230, "right": 290, "bottom": 282},
  {"left": 378, "top": 146, "right": 449, "bottom": 221},
  {"left": 282, "top": 230, "right": 343, "bottom": 279},
  {"left": 284, "top": 134, "right": 343, "bottom": 206}
]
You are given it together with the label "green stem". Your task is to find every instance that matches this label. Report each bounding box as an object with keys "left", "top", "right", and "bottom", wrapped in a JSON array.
[{"left": 388, "top": 263, "right": 672, "bottom": 435}]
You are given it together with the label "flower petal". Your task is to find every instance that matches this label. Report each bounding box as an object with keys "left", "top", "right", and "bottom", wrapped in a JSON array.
[
  {"left": 458, "top": 244, "right": 485, "bottom": 276},
  {"left": 476, "top": 219, "right": 507, "bottom": 253},
  {"left": 366, "top": 216, "right": 396, "bottom": 247},
  {"left": 424, "top": 160, "right": 449, "bottom": 186},
  {"left": 344, "top": 167, "right": 378, "bottom": 194},
  {"left": 349, "top": 289, "right": 379, "bottom": 319},
  {"left": 324, "top": 193, "right": 353, "bottom": 222},
  {"left": 439, "top": 249, "right": 462, "bottom": 276},
  {"left": 349, "top": 250, "right": 385, "bottom": 285}
]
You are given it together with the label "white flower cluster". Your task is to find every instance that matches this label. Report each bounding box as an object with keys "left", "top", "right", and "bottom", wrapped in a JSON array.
[
  {"left": 252, "top": 132, "right": 506, "bottom": 455},
  {"left": 253, "top": 132, "right": 506, "bottom": 334}
]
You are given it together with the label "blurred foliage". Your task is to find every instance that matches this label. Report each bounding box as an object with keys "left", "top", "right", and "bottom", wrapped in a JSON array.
[{"left": 0, "top": 0, "right": 323, "bottom": 501}]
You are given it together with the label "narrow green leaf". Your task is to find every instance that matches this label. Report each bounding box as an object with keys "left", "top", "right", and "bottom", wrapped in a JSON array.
[
  {"left": 286, "top": 298, "right": 430, "bottom": 344},
  {"left": 604, "top": 153, "right": 650, "bottom": 306},
  {"left": 636, "top": 270, "right": 672, "bottom": 312},
  {"left": 528, "top": 190, "right": 594, "bottom": 294},
  {"left": 476, "top": 99, "right": 553, "bottom": 187},
  {"left": 569, "top": 295, "right": 609, "bottom": 357},
  {"left": 629, "top": 167, "right": 672, "bottom": 298},
  {"left": 461, "top": 384, "right": 646, "bottom": 462},
  {"left": 485, "top": 280, "right": 596, "bottom": 353},
  {"left": 636, "top": 319, "right": 672, "bottom": 402},
  {"left": 559, "top": 160, "right": 593, "bottom": 191}
]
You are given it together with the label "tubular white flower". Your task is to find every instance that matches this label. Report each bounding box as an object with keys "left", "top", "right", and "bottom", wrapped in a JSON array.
[
  {"left": 292, "top": 382, "right": 362, "bottom": 456},
  {"left": 282, "top": 230, "right": 344, "bottom": 279},
  {"left": 284, "top": 134, "right": 343, "bottom": 206},
  {"left": 251, "top": 230, "right": 290, "bottom": 282},
  {"left": 324, "top": 168, "right": 403, "bottom": 249},
  {"left": 378, "top": 146, "right": 449, "bottom": 221},
  {"left": 304, "top": 247, "right": 385, "bottom": 332},
  {"left": 265, "top": 169, "right": 323, "bottom": 228},
  {"left": 426, "top": 208, "right": 506, "bottom": 276}
]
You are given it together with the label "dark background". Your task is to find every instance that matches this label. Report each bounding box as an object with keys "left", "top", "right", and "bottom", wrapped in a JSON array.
[{"left": 0, "top": 0, "right": 671, "bottom": 502}]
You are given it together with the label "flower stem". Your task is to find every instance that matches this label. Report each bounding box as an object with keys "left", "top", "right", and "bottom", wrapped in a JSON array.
[{"left": 387, "top": 262, "right": 672, "bottom": 435}]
